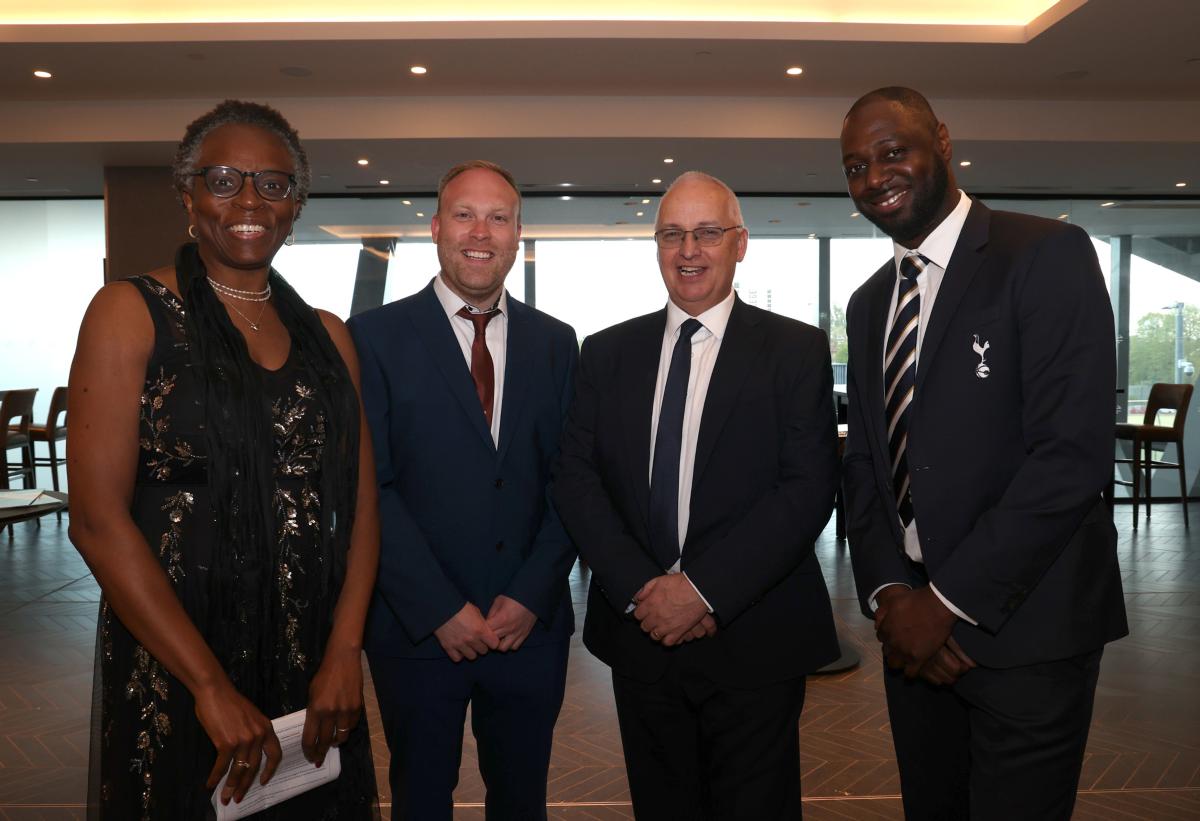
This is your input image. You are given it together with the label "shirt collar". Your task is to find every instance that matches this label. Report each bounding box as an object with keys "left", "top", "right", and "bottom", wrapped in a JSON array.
[
  {"left": 891, "top": 189, "right": 972, "bottom": 273},
  {"left": 665, "top": 288, "right": 736, "bottom": 341},
  {"left": 434, "top": 272, "right": 508, "bottom": 320}
]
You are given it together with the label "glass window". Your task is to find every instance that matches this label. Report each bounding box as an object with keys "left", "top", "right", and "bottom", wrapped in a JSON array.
[
  {"left": 272, "top": 242, "right": 360, "bottom": 319},
  {"left": 0, "top": 200, "right": 105, "bottom": 427},
  {"left": 383, "top": 242, "right": 526, "bottom": 307}
]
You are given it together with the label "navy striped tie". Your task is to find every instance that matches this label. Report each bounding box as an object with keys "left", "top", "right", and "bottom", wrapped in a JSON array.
[{"left": 885, "top": 253, "right": 927, "bottom": 528}]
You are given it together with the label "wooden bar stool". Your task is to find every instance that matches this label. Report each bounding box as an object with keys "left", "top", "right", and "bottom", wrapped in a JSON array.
[
  {"left": 29, "top": 386, "right": 68, "bottom": 520},
  {"left": 1, "top": 388, "right": 38, "bottom": 491},
  {"left": 1114, "top": 383, "right": 1193, "bottom": 529}
]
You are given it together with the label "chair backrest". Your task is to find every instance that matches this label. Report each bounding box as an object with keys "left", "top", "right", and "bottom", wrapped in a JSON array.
[
  {"left": 1, "top": 388, "right": 38, "bottom": 445},
  {"left": 1145, "top": 382, "right": 1194, "bottom": 431},
  {"left": 44, "top": 386, "right": 68, "bottom": 436}
]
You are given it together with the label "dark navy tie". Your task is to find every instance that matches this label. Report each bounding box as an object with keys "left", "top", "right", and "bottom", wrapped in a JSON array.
[
  {"left": 886, "top": 253, "right": 927, "bottom": 528},
  {"left": 648, "top": 318, "right": 704, "bottom": 570}
]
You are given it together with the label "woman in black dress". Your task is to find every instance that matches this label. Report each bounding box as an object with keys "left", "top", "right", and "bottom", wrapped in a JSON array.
[{"left": 68, "top": 100, "right": 380, "bottom": 819}]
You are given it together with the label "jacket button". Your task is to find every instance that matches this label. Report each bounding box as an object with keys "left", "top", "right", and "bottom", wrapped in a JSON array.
[
  {"left": 495, "top": 478, "right": 504, "bottom": 489},
  {"left": 495, "top": 541, "right": 504, "bottom": 552}
]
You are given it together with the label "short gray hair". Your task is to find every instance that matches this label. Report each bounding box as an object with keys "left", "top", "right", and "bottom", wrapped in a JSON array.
[
  {"left": 659, "top": 171, "right": 745, "bottom": 227},
  {"left": 172, "top": 99, "right": 311, "bottom": 207}
]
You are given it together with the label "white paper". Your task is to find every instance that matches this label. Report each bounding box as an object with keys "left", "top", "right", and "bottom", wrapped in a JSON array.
[
  {"left": 210, "top": 708, "right": 341, "bottom": 820},
  {"left": 0, "top": 490, "right": 46, "bottom": 509}
]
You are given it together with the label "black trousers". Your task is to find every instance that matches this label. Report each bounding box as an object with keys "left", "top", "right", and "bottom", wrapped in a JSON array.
[
  {"left": 883, "top": 648, "right": 1103, "bottom": 821},
  {"left": 368, "top": 640, "right": 569, "bottom": 821},
  {"left": 612, "top": 661, "right": 807, "bottom": 821}
]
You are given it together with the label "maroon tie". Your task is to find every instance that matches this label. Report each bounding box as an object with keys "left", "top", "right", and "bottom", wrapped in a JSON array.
[{"left": 457, "top": 306, "right": 499, "bottom": 427}]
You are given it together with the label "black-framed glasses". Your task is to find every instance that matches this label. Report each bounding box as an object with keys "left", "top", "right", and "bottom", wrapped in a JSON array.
[
  {"left": 191, "top": 166, "right": 296, "bottom": 201},
  {"left": 653, "top": 225, "right": 743, "bottom": 248}
]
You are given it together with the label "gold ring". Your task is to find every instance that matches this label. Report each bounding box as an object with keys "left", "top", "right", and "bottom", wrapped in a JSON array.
[{"left": 233, "top": 759, "right": 251, "bottom": 769}]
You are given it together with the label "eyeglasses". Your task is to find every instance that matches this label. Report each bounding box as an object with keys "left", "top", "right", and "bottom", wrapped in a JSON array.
[
  {"left": 653, "top": 225, "right": 743, "bottom": 248},
  {"left": 191, "top": 166, "right": 296, "bottom": 201}
]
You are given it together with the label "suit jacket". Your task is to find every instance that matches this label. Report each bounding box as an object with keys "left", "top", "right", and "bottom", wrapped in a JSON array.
[
  {"left": 348, "top": 281, "right": 578, "bottom": 658},
  {"left": 553, "top": 296, "right": 840, "bottom": 686},
  {"left": 843, "top": 200, "right": 1128, "bottom": 668}
]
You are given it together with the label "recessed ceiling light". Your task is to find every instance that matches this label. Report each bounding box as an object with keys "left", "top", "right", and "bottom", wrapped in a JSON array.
[
  {"left": 33, "top": 69, "right": 52, "bottom": 79},
  {"left": 652, "top": 178, "right": 662, "bottom": 184},
  {"left": 26, "top": 177, "right": 38, "bottom": 182},
  {"left": 1176, "top": 182, "right": 1188, "bottom": 188},
  {"left": 808, "top": 233, "right": 816, "bottom": 239},
  {"left": 641, "top": 198, "right": 650, "bottom": 204},
  {"left": 663, "top": 158, "right": 674, "bottom": 164},
  {"left": 379, "top": 179, "right": 390, "bottom": 185},
  {"left": 959, "top": 160, "right": 972, "bottom": 167},
  {"left": 1058, "top": 213, "right": 1069, "bottom": 220},
  {"left": 559, "top": 182, "right": 573, "bottom": 187},
  {"left": 560, "top": 195, "right": 572, "bottom": 201},
  {"left": 785, "top": 66, "right": 803, "bottom": 76},
  {"left": 410, "top": 66, "right": 427, "bottom": 75},
  {"left": 416, "top": 212, "right": 425, "bottom": 217},
  {"left": 356, "top": 159, "right": 369, "bottom": 166},
  {"left": 401, "top": 199, "right": 412, "bottom": 205},
  {"left": 636, "top": 211, "right": 644, "bottom": 217},
  {"left": 1100, "top": 201, "right": 1116, "bottom": 207},
  {"left": 850, "top": 212, "right": 860, "bottom": 217}
]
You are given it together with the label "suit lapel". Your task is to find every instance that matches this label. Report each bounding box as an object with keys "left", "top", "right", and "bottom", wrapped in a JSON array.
[
  {"left": 408, "top": 282, "right": 495, "bottom": 450},
  {"left": 692, "top": 297, "right": 763, "bottom": 489},
  {"left": 496, "top": 295, "right": 531, "bottom": 465},
  {"left": 621, "top": 310, "right": 667, "bottom": 530},
  {"left": 915, "top": 201, "right": 990, "bottom": 402}
]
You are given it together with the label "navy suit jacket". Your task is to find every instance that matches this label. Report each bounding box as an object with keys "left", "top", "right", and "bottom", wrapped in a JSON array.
[
  {"left": 348, "top": 281, "right": 578, "bottom": 658},
  {"left": 553, "top": 296, "right": 840, "bottom": 687},
  {"left": 843, "top": 200, "right": 1128, "bottom": 668}
]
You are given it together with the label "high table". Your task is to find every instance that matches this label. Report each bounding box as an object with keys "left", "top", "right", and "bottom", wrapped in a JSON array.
[{"left": 0, "top": 489, "right": 68, "bottom": 538}]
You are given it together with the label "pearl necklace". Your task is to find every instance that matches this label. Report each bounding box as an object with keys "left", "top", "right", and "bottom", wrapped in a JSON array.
[{"left": 207, "top": 276, "right": 272, "bottom": 302}]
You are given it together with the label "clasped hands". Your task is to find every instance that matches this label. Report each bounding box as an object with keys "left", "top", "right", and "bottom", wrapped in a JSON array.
[
  {"left": 874, "top": 585, "right": 976, "bottom": 685},
  {"left": 633, "top": 573, "right": 717, "bottom": 647},
  {"left": 434, "top": 595, "right": 537, "bottom": 662}
]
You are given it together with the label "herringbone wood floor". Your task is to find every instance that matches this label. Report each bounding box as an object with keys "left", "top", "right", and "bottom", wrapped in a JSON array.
[{"left": 0, "top": 503, "right": 1196, "bottom": 820}]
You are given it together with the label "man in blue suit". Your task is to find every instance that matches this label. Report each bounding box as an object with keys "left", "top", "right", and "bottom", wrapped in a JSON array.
[{"left": 348, "top": 160, "right": 578, "bottom": 820}]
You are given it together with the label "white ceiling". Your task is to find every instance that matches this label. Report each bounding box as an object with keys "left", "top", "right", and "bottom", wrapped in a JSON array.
[{"left": 1, "top": 0, "right": 1198, "bottom": 202}]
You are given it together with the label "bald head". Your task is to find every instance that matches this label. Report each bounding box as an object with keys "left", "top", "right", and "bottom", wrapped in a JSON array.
[
  {"left": 658, "top": 171, "right": 744, "bottom": 227},
  {"left": 845, "top": 87, "right": 940, "bottom": 139}
]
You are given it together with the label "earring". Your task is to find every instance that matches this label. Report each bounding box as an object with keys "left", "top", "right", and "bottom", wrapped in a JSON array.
[
  {"left": 188, "top": 224, "right": 198, "bottom": 239},
  {"left": 285, "top": 228, "right": 295, "bottom": 247}
]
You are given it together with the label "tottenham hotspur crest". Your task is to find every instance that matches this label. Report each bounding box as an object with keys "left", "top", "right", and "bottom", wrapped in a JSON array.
[{"left": 973, "top": 335, "right": 991, "bottom": 379}]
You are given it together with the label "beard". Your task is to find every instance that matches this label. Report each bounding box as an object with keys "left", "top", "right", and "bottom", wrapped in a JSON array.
[{"left": 862, "top": 156, "right": 951, "bottom": 245}]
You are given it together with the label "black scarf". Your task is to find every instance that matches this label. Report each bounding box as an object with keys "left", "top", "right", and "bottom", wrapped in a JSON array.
[{"left": 174, "top": 243, "right": 359, "bottom": 702}]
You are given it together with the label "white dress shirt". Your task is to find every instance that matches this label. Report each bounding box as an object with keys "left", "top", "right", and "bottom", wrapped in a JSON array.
[
  {"left": 433, "top": 273, "right": 507, "bottom": 447},
  {"left": 647, "top": 289, "right": 737, "bottom": 611},
  {"left": 875, "top": 190, "right": 977, "bottom": 624}
]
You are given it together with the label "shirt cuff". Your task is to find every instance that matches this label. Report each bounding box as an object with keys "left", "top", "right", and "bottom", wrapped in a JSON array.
[
  {"left": 681, "top": 572, "right": 714, "bottom": 614},
  {"left": 929, "top": 583, "right": 978, "bottom": 626},
  {"left": 868, "top": 583, "right": 911, "bottom": 612}
]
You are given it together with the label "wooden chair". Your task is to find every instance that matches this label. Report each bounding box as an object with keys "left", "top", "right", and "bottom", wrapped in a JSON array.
[
  {"left": 1, "top": 388, "right": 38, "bottom": 491},
  {"left": 1114, "top": 383, "right": 1193, "bottom": 529},
  {"left": 29, "top": 387, "right": 68, "bottom": 489},
  {"left": 29, "top": 386, "right": 68, "bottom": 521}
]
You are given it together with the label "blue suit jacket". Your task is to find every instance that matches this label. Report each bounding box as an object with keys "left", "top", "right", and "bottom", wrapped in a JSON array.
[{"left": 348, "top": 281, "right": 578, "bottom": 658}]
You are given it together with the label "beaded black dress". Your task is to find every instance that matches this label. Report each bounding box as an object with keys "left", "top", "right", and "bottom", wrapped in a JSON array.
[{"left": 87, "top": 275, "right": 378, "bottom": 820}]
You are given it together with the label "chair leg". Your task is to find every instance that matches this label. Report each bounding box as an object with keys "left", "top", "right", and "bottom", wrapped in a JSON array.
[
  {"left": 1131, "top": 439, "right": 1141, "bottom": 529},
  {"left": 47, "top": 439, "right": 62, "bottom": 522},
  {"left": 1178, "top": 445, "right": 1190, "bottom": 529},
  {"left": 1144, "top": 441, "right": 1154, "bottom": 522}
]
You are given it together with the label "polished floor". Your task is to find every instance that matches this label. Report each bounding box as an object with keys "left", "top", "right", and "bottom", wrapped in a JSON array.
[{"left": 0, "top": 502, "right": 1196, "bottom": 820}]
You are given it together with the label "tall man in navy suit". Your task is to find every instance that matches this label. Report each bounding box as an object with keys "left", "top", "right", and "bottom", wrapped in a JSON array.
[
  {"left": 554, "top": 171, "right": 839, "bottom": 819},
  {"left": 348, "top": 160, "right": 578, "bottom": 820},
  {"left": 840, "top": 88, "right": 1127, "bottom": 820}
]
